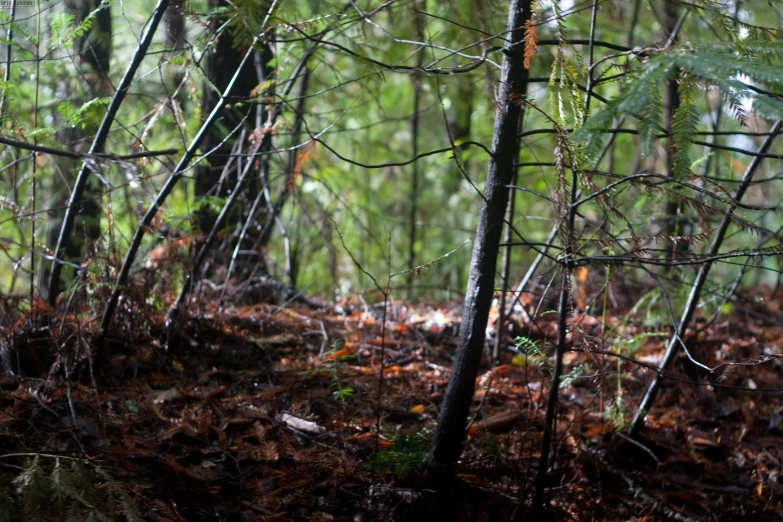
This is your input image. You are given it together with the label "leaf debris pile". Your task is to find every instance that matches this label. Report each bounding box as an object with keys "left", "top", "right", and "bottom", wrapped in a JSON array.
[{"left": 1, "top": 288, "right": 783, "bottom": 521}]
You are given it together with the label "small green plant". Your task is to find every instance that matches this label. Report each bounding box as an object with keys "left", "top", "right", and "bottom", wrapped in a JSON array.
[
  {"left": 630, "top": 287, "right": 690, "bottom": 329},
  {"left": 604, "top": 395, "right": 630, "bottom": 430},
  {"left": 124, "top": 400, "right": 139, "bottom": 415},
  {"left": 560, "top": 363, "right": 587, "bottom": 389},
  {"left": 611, "top": 332, "right": 669, "bottom": 358},
  {"left": 2, "top": 453, "right": 142, "bottom": 522},
  {"left": 510, "top": 336, "right": 546, "bottom": 368},
  {"left": 369, "top": 428, "right": 431, "bottom": 478},
  {"left": 514, "top": 336, "right": 543, "bottom": 357},
  {"left": 303, "top": 339, "right": 355, "bottom": 403}
]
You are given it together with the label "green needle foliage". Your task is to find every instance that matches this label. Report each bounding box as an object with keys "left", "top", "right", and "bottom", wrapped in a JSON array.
[
  {"left": 581, "top": 40, "right": 783, "bottom": 161},
  {"left": 370, "top": 428, "right": 431, "bottom": 478},
  {"left": 1, "top": 455, "right": 142, "bottom": 522}
]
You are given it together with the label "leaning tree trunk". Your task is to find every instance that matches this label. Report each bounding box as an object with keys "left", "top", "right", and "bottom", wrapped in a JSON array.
[
  {"left": 41, "top": 0, "right": 112, "bottom": 301},
  {"left": 46, "top": 0, "right": 171, "bottom": 307},
  {"left": 629, "top": 120, "right": 783, "bottom": 436},
  {"left": 430, "top": 0, "right": 532, "bottom": 466}
]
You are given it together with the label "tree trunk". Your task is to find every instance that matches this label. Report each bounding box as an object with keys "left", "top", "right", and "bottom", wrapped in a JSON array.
[
  {"left": 406, "top": 1, "right": 426, "bottom": 298},
  {"left": 429, "top": 0, "right": 532, "bottom": 466},
  {"left": 662, "top": 0, "right": 681, "bottom": 254},
  {"left": 195, "top": 0, "right": 260, "bottom": 211},
  {"left": 164, "top": 0, "right": 185, "bottom": 98},
  {"left": 629, "top": 120, "right": 783, "bottom": 436},
  {"left": 194, "top": 0, "right": 269, "bottom": 279},
  {"left": 41, "top": 0, "right": 111, "bottom": 301}
]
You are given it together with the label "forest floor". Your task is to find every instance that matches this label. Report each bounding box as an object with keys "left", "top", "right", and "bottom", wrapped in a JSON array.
[{"left": 3, "top": 280, "right": 783, "bottom": 521}]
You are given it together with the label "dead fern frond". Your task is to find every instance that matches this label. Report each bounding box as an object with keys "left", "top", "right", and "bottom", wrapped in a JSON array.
[{"left": 524, "top": 19, "right": 538, "bottom": 70}]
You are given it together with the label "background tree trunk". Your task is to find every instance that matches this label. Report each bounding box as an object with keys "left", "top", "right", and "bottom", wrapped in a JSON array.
[
  {"left": 40, "top": 0, "right": 111, "bottom": 300},
  {"left": 662, "top": 0, "right": 682, "bottom": 254},
  {"left": 194, "top": 0, "right": 267, "bottom": 278},
  {"left": 430, "top": 0, "right": 532, "bottom": 466}
]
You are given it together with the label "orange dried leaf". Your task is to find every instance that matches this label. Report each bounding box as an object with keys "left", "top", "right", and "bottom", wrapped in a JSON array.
[
  {"left": 409, "top": 404, "right": 425, "bottom": 415},
  {"left": 324, "top": 347, "right": 352, "bottom": 360},
  {"left": 466, "top": 424, "right": 483, "bottom": 437},
  {"left": 523, "top": 19, "right": 538, "bottom": 69},
  {"left": 378, "top": 439, "right": 393, "bottom": 450},
  {"left": 382, "top": 365, "right": 403, "bottom": 376},
  {"left": 288, "top": 142, "right": 315, "bottom": 191}
]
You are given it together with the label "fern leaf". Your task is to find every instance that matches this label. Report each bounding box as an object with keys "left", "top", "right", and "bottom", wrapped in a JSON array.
[
  {"left": 671, "top": 77, "right": 700, "bottom": 178},
  {"left": 0, "top": 490, "right": 16, "bottom": 522},
  {"left": 14, "top": 457, "right": 50, "bottom": 522},
  {"left": 119, "top": 491, "right": 144, "bottom": 522}
]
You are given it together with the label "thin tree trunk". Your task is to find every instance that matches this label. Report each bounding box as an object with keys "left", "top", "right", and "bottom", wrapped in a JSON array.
[
  {"left": 662, "top": 0, "right": 681, "bottom": 253},
  {"left": 429, "top": 0, "right": 532, "bottom": 466},
  {"left": 41, "top": 0, "right": 113, "bottom": 302},
  {"left": 164, "top": 0, "right": 185, "bottom": 51},
  {"left": 406, "top": 1, "right": 426, "bottom": 298},
  {"left": 164, "top": 0, "right": 185, "bottom": 99},
  {"left": 194, "top": 0, "right": 260, "bottom": 226},
  {"left": 406, "top": 72, "right": 422, "bottom": 298},
  {"left": 98, "top": 38, "right": 260, "bottom": 340},
  {"left": 47, "top": 0, "right": 170, "bottom": 307},
  {"left": 629, "top": 120, "right": 782, "bottom": 437},
  {"left": 493, "top": 170, "right": 517, "bottom": 361}
]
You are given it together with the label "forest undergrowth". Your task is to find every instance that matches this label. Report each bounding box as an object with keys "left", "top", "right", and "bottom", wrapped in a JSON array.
[{"left": 1, "top": 273, "right": 782, "bottom": 522}]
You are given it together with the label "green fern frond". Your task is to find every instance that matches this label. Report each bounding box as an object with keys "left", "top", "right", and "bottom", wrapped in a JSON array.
[
  {"left": 679, "top": 47, "right": 783, "bottom": 89},
  {"left": 369, "top": 428, "right": 431, "bottom": 478},
  {"left": 94, "top": 468, "right": 116, "bottom": 521},
  {"left": 638, "top": 83, "right": 664, "bottom": 157},
  {"left": 13, "top": 457, "right": 50, "bottom": 522},
  {"left": 0, "top": 490, "right": 16, "bottom": 522},
  {"left": 580, "top": 42, "right": 783, "bottom": 158},
  {"left": 1, "top": 456, "right": 142, "bottom": 522},
  {"left": 225, "top": 0, "right": 283, "bottom": 46},
  {"left": 0, "top": 12, "right": 34, "bottom": 43},
  {"left": 119, "top": 492, "right": 143, "bottom": 522},
  {"left": 51, "top": 459, "right": 74, "bottom": 520},
  {"left": 671, "top": 77, "right": 700, "bottom": 178},
  {"left": 685, "top": 2, "right": 782, "bottom": 42}
]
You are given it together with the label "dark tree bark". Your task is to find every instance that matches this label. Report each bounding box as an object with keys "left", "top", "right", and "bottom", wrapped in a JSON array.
[
  {"left": 164, "top": 0, "right": 186, "bottom": 96},
  {"left": 406, "top": 1, "right": 426, "bottom": 298},
  {"left": 41, "top": 0, "right": 112, "bottom": 300},
  {"left": 99, "top": 38, "right": 262, "bottom": 338},
  {"left": 662, "top": 0, "right": 682, "bottom": 251},
  {"left": 194, "top": 0, "right": 275, "bottom": 279},
  {"left": 164, "top": 0, "right": 185, "bottom": 51},
  {"left": 66, "top": 0, "right": 112, "bottom": 82},
  {"left": 46, "top": 0, "right": 171, "bottom": 307},
  {"left": 429, "top": 0, "right": 532, "bottom": 466},
  {"left": 195, "top": 0, "right": 260, "bottom": 203}
]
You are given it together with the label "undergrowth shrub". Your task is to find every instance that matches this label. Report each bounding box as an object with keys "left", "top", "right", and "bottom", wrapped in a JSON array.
[
  {"left": 0, "top": 454, "right": 141, "bottom": 522},
  {"left": 369, "top": 428, "right": 431, "bottom": 478}
]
